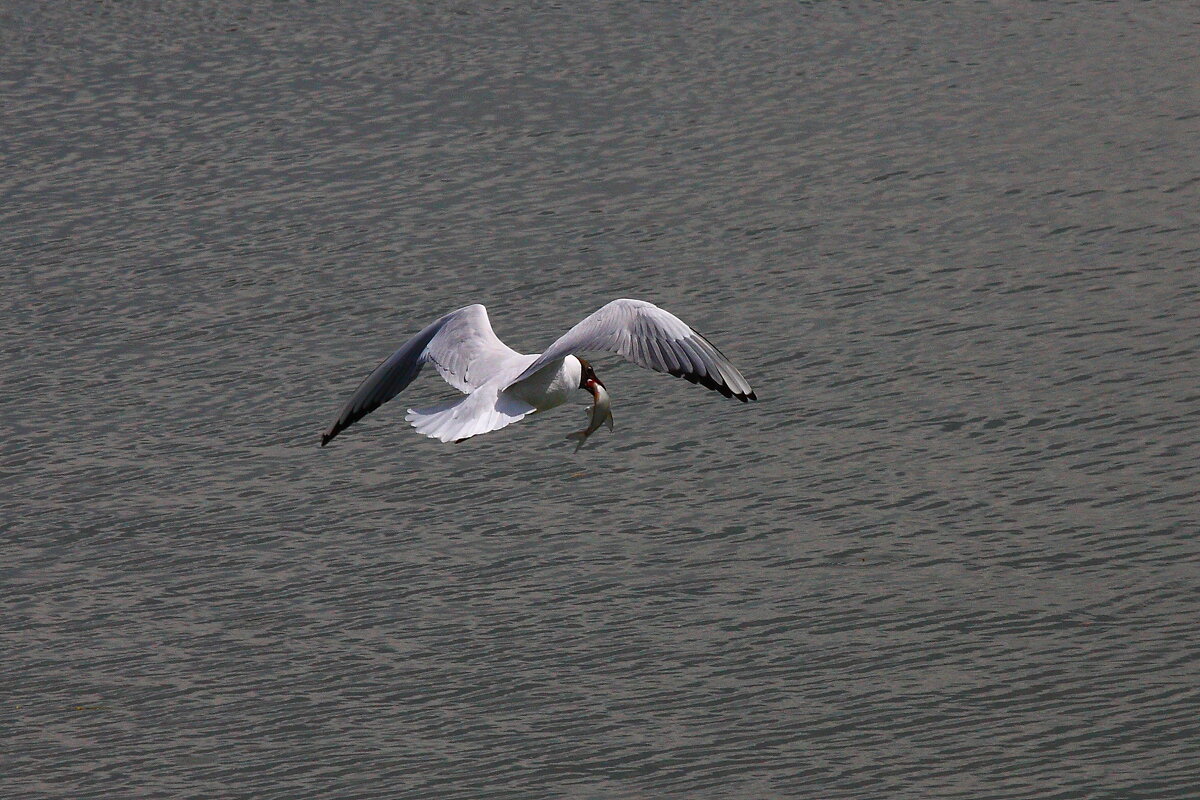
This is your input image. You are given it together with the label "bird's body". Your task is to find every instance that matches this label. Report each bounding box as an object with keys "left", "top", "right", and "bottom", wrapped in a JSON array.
[
  {"left": 321, "top": 298, "right": 755, "bottom": 448},
  {"left": 507, "top": 354, "right": 583, "bottom": 412}
]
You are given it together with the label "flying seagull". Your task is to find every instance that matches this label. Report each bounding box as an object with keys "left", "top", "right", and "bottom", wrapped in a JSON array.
[{"left": 320, "top": 298, "right": 756, "bottom": 447}]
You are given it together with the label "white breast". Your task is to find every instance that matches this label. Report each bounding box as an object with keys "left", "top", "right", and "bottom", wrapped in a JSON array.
[{"left": 507, "top": 355, "right": 581, "bottom": 411}]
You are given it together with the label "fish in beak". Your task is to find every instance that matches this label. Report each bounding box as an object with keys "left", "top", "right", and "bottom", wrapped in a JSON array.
[{"left": 565, "top": 376, "right": 613, "bottom": 452}]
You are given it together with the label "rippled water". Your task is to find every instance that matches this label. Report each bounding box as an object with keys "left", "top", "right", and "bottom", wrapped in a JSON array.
[{"left": 4, "top": 3, "right": 1199, "bottom": 798}]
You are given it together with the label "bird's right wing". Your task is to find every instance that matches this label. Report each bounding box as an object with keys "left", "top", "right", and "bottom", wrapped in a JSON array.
[
  {"left": 506, "top": 298, "right": 756, "bottom": 401},
  {"left": 321, "top": 304, "right": 525, "bottom": 446}
]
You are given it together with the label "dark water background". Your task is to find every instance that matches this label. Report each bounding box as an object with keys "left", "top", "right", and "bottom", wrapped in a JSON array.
[{"left": 4, "top": 3, "right": 1198, "bottom": 798}]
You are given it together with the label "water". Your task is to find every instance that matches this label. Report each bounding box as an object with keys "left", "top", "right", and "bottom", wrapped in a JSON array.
[{"left": 4, "top": 3, "right": 1198, "bottom": 798}]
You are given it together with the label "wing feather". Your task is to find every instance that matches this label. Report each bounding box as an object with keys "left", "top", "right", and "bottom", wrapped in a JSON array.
[
  {"left": 506, "top": 298, "right": 756, "bottom": 402},
  {"left": 321, "top": 304, "right": 526, "bottom": 446}
]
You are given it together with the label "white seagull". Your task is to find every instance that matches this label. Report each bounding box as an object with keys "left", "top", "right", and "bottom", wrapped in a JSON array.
[{"left": 320, "top": 298, "right": 756, "bottom": 448}]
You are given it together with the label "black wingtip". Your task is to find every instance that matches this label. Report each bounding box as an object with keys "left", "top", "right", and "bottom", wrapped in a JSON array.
[{"left": 667, "top": 367, "right": 757, "bottom": 402}]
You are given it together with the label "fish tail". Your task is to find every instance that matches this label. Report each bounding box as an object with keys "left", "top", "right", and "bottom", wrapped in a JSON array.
[{"left": 565, "top": 430, "right": 587, "bottom": 453}]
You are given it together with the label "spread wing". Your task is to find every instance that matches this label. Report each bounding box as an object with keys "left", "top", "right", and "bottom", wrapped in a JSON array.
[
  {"left": 321, "top": 304, "right": 526, "bottom": 446},
  {"left": 507, "top": 298, "right": 756, "bottom": 401}
]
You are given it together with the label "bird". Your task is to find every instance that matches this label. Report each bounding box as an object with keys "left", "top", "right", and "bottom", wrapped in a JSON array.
[{"left": 320, "top": 298, "right": 756, "bottom": 447}]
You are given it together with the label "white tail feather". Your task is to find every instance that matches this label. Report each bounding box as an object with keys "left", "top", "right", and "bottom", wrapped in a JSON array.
[{"left": 405, "top": 388, "right": 535, "bottom": 443}]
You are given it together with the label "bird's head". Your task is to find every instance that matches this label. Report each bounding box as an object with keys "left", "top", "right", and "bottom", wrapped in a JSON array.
[{"left": 577, "top": 357, "right": 605, "bottom": 392}]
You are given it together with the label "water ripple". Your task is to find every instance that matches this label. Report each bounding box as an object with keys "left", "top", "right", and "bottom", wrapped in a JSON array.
[{"left": 4, "top": 2, "right": 1199, "bottom": 799}]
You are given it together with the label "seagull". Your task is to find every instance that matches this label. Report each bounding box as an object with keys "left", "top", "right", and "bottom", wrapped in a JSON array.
[{"left": 320, "top": 298, "right": 756, "bottom": 447}]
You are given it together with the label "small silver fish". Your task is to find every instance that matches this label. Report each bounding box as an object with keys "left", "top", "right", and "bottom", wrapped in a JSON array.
[{"left": 565, "top": 380, "right": 613, "bottom": 452}]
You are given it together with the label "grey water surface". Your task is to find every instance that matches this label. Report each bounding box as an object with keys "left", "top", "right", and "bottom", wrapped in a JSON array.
[{"left": 4, "top": 2, "right": 1199, "bottom": 798}]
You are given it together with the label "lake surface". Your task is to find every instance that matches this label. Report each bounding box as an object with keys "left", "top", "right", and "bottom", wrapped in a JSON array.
[{"left": 4, "top": 3, "right": 1198, "bottom": 798}]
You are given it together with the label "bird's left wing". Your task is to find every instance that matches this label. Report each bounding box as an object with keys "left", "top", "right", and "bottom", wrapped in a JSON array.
[
  {"left": 321, "top": 304, "right": 525, "bottom": 446},
  {"left": 506, "top": 298, "right": 756, "bottom": 401}
]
